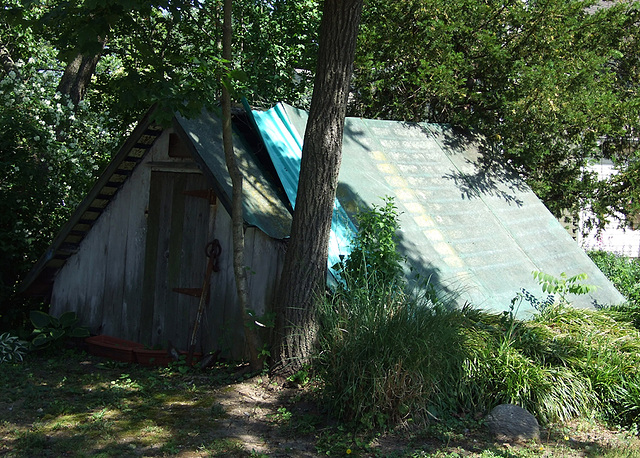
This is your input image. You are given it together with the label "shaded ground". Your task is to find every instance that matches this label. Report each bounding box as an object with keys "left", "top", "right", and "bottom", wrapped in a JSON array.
[{"left": 1, "top": 350, "right": 639, "bottom": 457}]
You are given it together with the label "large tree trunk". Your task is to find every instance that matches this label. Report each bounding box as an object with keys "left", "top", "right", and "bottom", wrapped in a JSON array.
[
  {"left": 57, "top": 47, "right": 103, "bottom": 106},
  {"left": 271, "top": 0, "right": 363, "bottom": 377}
]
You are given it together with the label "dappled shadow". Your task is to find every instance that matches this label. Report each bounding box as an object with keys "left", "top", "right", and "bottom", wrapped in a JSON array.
[
  {"left": 442, "top": 164, "right": 526, "bottom": 206},
  {"left": 0, "top": 351, "right": 324, "bottom": 457},
  {"left": 424, "top": 124, "right": 529, "bottom": 206}
]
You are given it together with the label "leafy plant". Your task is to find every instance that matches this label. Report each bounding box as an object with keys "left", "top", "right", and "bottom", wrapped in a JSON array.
[
  {"left": 318, "top": 199, "right": 468, "bottom": 428},
  {"left": 0, "top": 332, "right": 28, "bottom": 363},
  {"left": 29, "top": 310, "right": 89, "bottom": 349},
  {"left": 589, "top": 250, "right": 640, "bottom": 307},
  {"left": 532, "top": 271, "right": 598, "bottom": 305},
  {"left": 333, "top": 196, "right": 406, "bottom": 293}
]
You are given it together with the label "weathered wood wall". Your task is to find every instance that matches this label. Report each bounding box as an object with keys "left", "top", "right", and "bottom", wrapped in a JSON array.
[{"left": 50, "top": 129, "right": 287, "bottom": 359}]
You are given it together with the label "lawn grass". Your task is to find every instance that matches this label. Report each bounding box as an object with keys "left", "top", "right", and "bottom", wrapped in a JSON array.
[{"left": 0, "top": 350, "right": 252, "bottom": 457}]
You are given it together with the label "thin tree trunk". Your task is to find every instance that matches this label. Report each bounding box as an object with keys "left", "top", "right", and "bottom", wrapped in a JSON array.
[
  {"left": 271, "top": 0, "right": 363, "bottom": 377},
  {"left": 221, "top": 0, "right": 260, "bottom": 371}
]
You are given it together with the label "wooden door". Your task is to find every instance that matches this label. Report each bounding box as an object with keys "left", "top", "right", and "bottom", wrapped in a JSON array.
[{"left": 139, "top": 171, "right": 215, "bottom": 350}]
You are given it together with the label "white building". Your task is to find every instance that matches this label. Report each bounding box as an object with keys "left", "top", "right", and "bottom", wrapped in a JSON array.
[{"left": 578, "top": 159, "right": 640, "bottom": 258}]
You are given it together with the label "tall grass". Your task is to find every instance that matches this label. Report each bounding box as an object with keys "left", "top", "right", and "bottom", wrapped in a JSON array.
[
  {"left": 316, "top": 280, "right": 468, "bottom": 427},
  {"left": 314, "top": 200, "right": 640, "bottom": 430}
]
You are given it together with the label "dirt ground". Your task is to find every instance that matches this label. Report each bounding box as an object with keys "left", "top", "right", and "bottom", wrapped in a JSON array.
[{"left": 195, "top": 374, "right": 640, "bottom": 457}]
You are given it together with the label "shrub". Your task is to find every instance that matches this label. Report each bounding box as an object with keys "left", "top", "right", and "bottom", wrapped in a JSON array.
[
  {"left": 332, "top": 196, "right": 405, "bottom": 294},
  {"left": 589, "top": 250, "right": 640, "bottom": 330},
  {"left": 316, "top": 204, "right": 640, "bottom": 430},
  {"left": 588, "top": 250, "right": 640, "bottom": 307}
]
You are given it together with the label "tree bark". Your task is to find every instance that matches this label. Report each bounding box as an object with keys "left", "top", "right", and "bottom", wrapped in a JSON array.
[
  {"left": 221, "top": 0, "right": 261, "bottom": 371},
  {"left": 57, "top": 46, "right": 104, "bottom": 106},
  {"left": 271, "top": 0, "right": 363, "bottom": 377},
  {"left": 0, "top": 42, "right": 20, "bottom": 79}
]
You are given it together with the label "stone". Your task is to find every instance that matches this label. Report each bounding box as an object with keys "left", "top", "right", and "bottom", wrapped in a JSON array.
[{"left": 486, "top": 403, "right": 540, "bottom": 441}]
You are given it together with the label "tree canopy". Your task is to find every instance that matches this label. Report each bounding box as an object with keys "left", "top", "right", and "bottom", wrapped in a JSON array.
[{"left": 352, "top": 0, "right": 640, "bottom": 226}]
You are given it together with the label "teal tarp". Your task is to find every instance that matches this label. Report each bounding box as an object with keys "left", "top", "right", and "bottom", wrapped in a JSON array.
[{"left": 246, "top": 102, "right": 356, "bottom": 283}]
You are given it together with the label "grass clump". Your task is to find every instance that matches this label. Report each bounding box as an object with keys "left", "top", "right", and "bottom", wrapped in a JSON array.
[
  {"left": 316, "top": 287, "right": 468, "bottom": 428},
  {"left": 315, "top": 198, "right": 640, "bottom": 431}
]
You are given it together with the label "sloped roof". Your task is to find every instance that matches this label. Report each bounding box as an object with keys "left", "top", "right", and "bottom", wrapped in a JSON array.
[
  {"left": 174, "top": 109, "right": 292, "bottom": 238},
  {"left": 246, "top": 101, "right": 356, "bottom": 284},
  {"left": 250, "top": 102, "right": 625, "bottom": 316}
]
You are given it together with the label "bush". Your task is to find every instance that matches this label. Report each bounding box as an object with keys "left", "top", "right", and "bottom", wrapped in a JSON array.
[
  {"left": 588, "top": 250, "right": 640, "bottom": 307},
  {"left": 588, "top": 250, "right": 640, "bottom": 330},
  {"left": 333, "top": 196, "right": 405, "bottom": 292},
  {"left": 0, "top": 56, "right": 119, "bottom": 330}
]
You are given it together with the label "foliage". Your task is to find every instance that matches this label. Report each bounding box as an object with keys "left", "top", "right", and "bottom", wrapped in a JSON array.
[
  {"left": 232, "top": 0, "right": 320, "bottom": 109},
  {"left": 0, "top": 332, "right": 28, "bottom": 363},
  {"left": 334, "top": 197, "right": 405, "bottom": 292},
  {"left": 318, "top": 287, "right": 640, "bottom": 429},
  {"left": 589, "top": 250, "right": 640, "bottom": 307},
  {"left": 352, "top": 0, "right": 640, "bottom": 226},
  {"left": 7, "top": 0, "right": 320, "bottom": 121},
  {"left": 317, "top": 284, "right": 469, "bottom": 428},
  {"left": 531, "top": 270, "right": 598, "bottom": 304},
  {"left": 0, "top": 53, "right": 120, "bottom": 328},
  {"left": 29, "top": 310, "right": 89, "bottom": 349}
]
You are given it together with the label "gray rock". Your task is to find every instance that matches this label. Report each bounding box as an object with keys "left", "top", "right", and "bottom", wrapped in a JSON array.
[{"left": 486, "top": 403, "right": 540, "bottom": 441}]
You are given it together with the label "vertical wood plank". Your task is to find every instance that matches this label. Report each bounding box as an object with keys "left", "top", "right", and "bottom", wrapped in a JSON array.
[
  {"left": 121, "top": 162, "right": 151, "bottom": 341},
  {"left": 139, "top": 171, "right": 164, "bottom": 344}
]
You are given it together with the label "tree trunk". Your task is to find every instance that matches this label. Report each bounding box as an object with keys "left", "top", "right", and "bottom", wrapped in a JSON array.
[
  {"left": 271, "top": 0, "right": 363, "bottom": 377},
  {"left": 221, "top": 0, "right": 261, "bottom": 371},
  {"left": 0, "top": 42, "right": 20, "bottom": 79},
  {"left": 57, "top": 46, "right": 103, "bottom": 106}
]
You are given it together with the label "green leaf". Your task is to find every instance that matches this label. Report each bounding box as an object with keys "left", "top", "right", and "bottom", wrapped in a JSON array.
[
  {"left": 228, "top": 69, "right": 248, "bottom": 83},
  {"left": 59, "top": 311, "right": 79, "bottom": 329},
  {"left": 68, "top": 327, "right": 90, "bottom": 338},
  {"left": 31, "top": 333, "right": 51, "bottom": 347},
  {"left": 30, "top": 311, "right": 52, "bottom": 329},
  {"left": 51, "top": 328, "right": 65, "bottom": 341}
]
